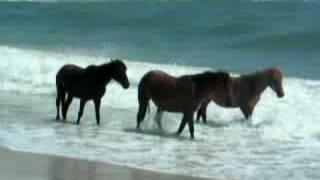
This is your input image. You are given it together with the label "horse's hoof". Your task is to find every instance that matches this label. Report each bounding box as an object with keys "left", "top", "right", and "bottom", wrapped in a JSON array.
[{"left": 245, "top": 120, "right": 253, "bottom": 127}]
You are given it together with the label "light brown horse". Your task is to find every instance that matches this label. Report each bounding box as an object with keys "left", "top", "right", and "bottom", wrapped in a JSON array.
[
  {"left": 196, "top": 67, "right": 285, "bottom": 123},
  {"left": 136, "top": 70, "right": 233, "bottom": 138}
]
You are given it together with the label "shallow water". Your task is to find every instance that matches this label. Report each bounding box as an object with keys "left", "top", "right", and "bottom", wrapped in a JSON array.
[
  {"left": 1, "top": 91, "right": 320, "bottom": 180},
  {"left": 1, "top": 54, "right": 320, "bottom": 179}
]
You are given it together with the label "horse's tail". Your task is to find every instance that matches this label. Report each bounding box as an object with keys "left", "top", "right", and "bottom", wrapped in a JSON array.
[
  {"left": 55, "top": 68, "right": 66, "bottom": 118},
  {"left": 56, "top": 68, "right": 65, "bottom": 96},
  {"left": 136, "top": 73, "right": 151, "bottom": 129}
]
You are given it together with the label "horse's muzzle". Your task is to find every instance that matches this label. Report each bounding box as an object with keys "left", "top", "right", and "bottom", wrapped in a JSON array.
[
  {"left": 277, "top": 88, "right": 285, "bottom": 98},
  {"left": 123, "top": 82, "right": 130, "bottom": 89},
  {"left": 277, "top": 92, "right": 285, "bottom": 98}
]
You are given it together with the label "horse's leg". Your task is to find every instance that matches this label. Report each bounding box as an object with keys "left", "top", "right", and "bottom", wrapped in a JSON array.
[
  {"left": 56, "top": 77, "right": 64, "bottom": 120},
  {"left": 196, "top": 108, "right": 202, "bottom": 123},
  {"left": 94, "top": 98, "right": 101, "bottom": 125},
  {"left": 62, "top": 94, "right": 73, "bottom": 121},
  {"left": 176, "top": 114, "right": 189, "bottom": 136},
  {"left": 56, "top": 88, "right": 66, "bottom": 120},
  {"left": 56, "top": 92, "right": 62, "bottom": 120},
  {"left": 186, "top": 112, "right": 195, "bottom": 138},
  {"left": 240, "top": 104, "right": 253, "bottom": 120},
  {"left": 77, "top": 99, "right": 87, "bottom": 125},
  {"left": 154, "top": 108, "right": 163, "bottom": 130},
  {"left": 56, "top": 98, "right": 60, "bottom": 120},
  {"left": 196, "top": 100, "right": 210, "bottom": 124},
  {"left": 137, "top": 101, "right": 148, "bottom": 129},
  {"left": 240, "top": 104, "right": 255, "bottom": 126}
]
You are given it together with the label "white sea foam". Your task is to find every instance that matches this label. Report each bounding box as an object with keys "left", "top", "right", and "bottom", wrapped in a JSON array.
[
  {"left": 0, "top": 46, "right": 207, "bottom": 107},
  {"left": 0, "top": 46, "right": 320, "bottom": 180}
]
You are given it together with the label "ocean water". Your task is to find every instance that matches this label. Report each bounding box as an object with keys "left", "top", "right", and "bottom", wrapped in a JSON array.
[{"left": 0, "top": 1, "right": 320, "bottom": 180}]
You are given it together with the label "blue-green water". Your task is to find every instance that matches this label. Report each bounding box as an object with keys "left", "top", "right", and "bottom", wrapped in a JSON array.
[
  {"left": 0, "top": 1, "right": 320, "bottom": 180},
  {"left": 0, "top": 1, "right": 320, "bottom": 78}
]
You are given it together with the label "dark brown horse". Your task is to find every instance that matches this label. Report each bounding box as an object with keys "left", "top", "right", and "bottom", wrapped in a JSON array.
[
  {"left": 56, "top": 60, "right": 130, "bottom": 125},
  {"left": 136, "top": 70, "right": 233, "bottom": 138},
  {"left": 197, "top": 67, "right": 285, "bottom": 123}
]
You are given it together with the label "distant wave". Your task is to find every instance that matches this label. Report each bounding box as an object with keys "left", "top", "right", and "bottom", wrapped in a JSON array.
[
  {"left": 0, "top": 0, "right": 317, "bottom": 2},
  {"left": 0, "top": 46, "right": 318, "bottom": 93},
  {"left": 0, "top": 46, "right": 208, "bottom": 108},
  {"left": 229, "top": 31, "right": 320, "bottom": 50},
  {"left": 0, "top": 45, "right": 319, "bottom": 105}
]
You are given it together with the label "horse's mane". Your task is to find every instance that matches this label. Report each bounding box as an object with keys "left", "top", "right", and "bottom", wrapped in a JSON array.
[
  {"left": 189, "top": 71, "right": 229, "bottom": 84},
  {"left": 90, "top": 59, "right": 125, "bottom": 72},
  {"left": 241, "top": 67, "right": 280, "bottom": 79},
  {"left": 109, "top": 59, "right": 125, "bottom": 66},
  {"left": 85, "top": 60, "right": 121, "bottom": 78}
]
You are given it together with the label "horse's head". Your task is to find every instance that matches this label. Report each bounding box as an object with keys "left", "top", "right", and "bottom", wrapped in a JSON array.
[
  {"left": 268, "top": 67, "right": 284, "bottom": 98},
  {"left": 110, "top": 59, "right": 130, "bottom": 89}
]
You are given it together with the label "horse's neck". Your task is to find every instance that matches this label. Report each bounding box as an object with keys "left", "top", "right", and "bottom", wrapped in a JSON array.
[
  {"left": 247, "top": 71, "right": 269, "bottom": 95},
  {"left": 193, "top": 82, "right": 215, "bottom": 101},
  {"left": 93, "top": 65, "right": 113, "bottom": 85}
]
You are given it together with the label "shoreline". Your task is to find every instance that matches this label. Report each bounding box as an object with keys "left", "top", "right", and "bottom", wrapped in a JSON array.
[{"left": 0, "top": 147, "right": 217, "bottom": 180}]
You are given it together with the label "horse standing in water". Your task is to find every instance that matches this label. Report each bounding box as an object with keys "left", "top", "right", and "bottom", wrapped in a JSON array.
[
  {"left": 136, "top": 70, "right": 233, "bottom": 138},
  {"left": 197, "top": 67, "right": 285, "bottom": 123},
  {"left": 56, "top": 60, "right": 130, "bottom": 125}
]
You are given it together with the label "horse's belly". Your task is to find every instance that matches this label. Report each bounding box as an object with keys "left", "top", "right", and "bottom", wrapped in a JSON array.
[
  {"left": 152, "top": 97, "right": 185, "bottom": 112},
  {"left": 213, "top": 97, "right": 239, "bottom": 108},
  {"left": 65, "top": 85, "right": 105, "bottom": 99},
  {"left": 214, "top": 101, "right": 238, "bottom": 108}
]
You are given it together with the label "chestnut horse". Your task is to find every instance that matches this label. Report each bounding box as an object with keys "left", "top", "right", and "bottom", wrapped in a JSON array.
[
  {"left": 56, "top": 60, "right": 130, "bottom": 125},
  {"left": 196, "top": 67, "right": 285, "bottom": 123},
  {"left": 136, "top": 70, "right": 233, "bottom": 138}
]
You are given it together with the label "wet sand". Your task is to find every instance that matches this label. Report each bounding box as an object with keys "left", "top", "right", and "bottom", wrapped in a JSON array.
[{"left": 0, "top": 147, "right": 216, "bottom": 180}]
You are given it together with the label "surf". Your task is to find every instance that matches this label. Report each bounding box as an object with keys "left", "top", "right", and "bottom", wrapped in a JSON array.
[
  {"left": 0, "top": 46, "right": 320, "bottom": 180},
  {"left": 1, "top": 46, "right": 320, "bottom": 139}
]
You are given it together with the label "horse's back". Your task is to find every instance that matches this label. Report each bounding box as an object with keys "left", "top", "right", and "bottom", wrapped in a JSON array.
[
  {"left": 142, "top": 70, "right": 175, "bottom": 82},
  {"left": 57, "top": 64, "right": 85, "bottom": 77},
  {"left": 140, "top": 70, "right": 196, "bottom": 112},
  {"left": 56, "top": 64, "right": 90, "bottom": 95},
  {"left": 141, "top": 70, "right": 179, "bottom": 96}
]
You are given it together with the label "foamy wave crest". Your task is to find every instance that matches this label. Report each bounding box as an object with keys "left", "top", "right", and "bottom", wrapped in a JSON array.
[
  {"left": 0, "top": 46, "right": 207, "bottom": 109},
  {"left": 1, "top": 46, "right": 320, "bottom": 133}
]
